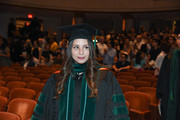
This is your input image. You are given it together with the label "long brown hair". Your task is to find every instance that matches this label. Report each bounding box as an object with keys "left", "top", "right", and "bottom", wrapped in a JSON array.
[{"left": 55, "top": 39, "right": 98, "bottom": 98}]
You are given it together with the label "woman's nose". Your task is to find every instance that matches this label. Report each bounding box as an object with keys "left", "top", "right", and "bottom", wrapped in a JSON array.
[{"left": 79, "top": 48, "right": 84, "bottom": 55}]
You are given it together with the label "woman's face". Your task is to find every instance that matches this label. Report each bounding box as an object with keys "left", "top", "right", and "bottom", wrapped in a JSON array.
[{"left": 72, "top": 39, "right": 90, "bottom": 64}]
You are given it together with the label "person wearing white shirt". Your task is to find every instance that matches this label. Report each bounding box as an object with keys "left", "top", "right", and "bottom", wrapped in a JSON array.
[{"left": 154, "top": 41, "right": 170, "bottom": 76}]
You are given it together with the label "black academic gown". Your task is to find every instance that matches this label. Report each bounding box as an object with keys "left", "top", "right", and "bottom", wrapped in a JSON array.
[
  {"left": 156, "top": 54, "right": 180, "bottom": 120},
  {"left": 31, "top": 70, "right": 129, "bottom": 120}
]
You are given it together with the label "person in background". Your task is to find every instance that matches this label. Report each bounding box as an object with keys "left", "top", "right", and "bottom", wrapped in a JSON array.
[
  {"left": 40, "top": 53, "right": 54, "bottom": 66},
  {"left": 112, "top": 52, "right": 131, "bottom": 72},
  {"left": 50, "top": 37, "right": 58, "bottom": 54},
  {"left": 32, "top": 40, "right": 42, "bottom": 61},
  {"left": 156, "top": 34, "right": 180, "bottom": 120},
  {"left": 167, "top": 36, "right": 176, "bottom": 53},
  {"left": 96, "top": 35, "right": 108, "bottom": 63},
  {"left": 22, "top": 53, "right": 36, "bottom": 70},
  {"left": 132, "top": 50, "right": 147, "bottom": 70},
  {"left": 53, "top": 52, "right": 63, "bottom": 65},
  {"left": 154, "top": 41, "right": 170, "bottom": 76},
  {"left": 102, "top": 41, "right": 117, "bottom": 69}
]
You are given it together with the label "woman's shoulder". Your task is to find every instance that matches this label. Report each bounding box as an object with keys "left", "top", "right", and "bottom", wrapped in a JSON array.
[{"left": 97, "top": 68, "right": 115, "bottom": 82}]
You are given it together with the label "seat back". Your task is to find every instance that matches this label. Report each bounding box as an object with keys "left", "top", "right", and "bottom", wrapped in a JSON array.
[
  {"left": 0, "top": 80, "right": 5, "bottom": 86},
  {"left": 120, "top": 85, "right": 135, "bottom": 94},
  {"left": 130, "top": 81, "right": 151, "bottom": 90},
  {"left": 3, "top": 72, "right": 19, "bottom": 77},
  {"left": 138, "top": 77, "right": 158, "bottom": 85},
  {"left": 117, "top": 76, "right": 136, "bottom": 83},
  {"left": 7, "top": 98, "right": 36, "bottom": 120},
  {"left": 27, "top": 82, "right": 45, "bottom": 94},
  {"left": 0, "top": 86, "right": 9, "bottom": 97},
  {"left": 36, "top": 74, "right": 50, "bottom": 80},
  {"left": 117, "top": 79, "right": 129, "bottom": 85},
  {"left": 9, "top": 88, "right": 35, "bottom": 101},
  {"left": 24, "top": 78, "right": 41, "bottom": 85},
  {"left": 124, "top": 91, "right": 150, "bottom": 112},
  {"left": 135, "top": 73, "right": 152, "bottom": 79},
  {"left": 20, "top": 73, "right": 35, "bottom": 79},
  {"left": 4, "top": 76, "right": 22, "bottom": 85},
  {"left": 137, "top": 87, "right": 159, "bottom": 105},
  {"left": 116, "top": 72, "right": 134, "bottom": 76},
  {"left": 0, "top": 112, "right": 21, "bottom": 120},
  {"left": 7, "top": 81, "right": 27, "bottom": 91},
  {"left": 0, "top": 96, "right": 8, "bottom": 111}
]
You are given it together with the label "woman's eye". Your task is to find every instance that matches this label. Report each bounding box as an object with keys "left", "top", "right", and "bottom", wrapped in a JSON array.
[
  {"left": 84, "top": 46, "right": 89, "bottom": 49},
  {"left": 74, "top": 46, "right": 79, "bottom": 49}
]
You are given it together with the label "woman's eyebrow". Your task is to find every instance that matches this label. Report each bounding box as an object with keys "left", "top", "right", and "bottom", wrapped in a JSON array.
[{"left": 73, "top": 44, "right": 89, "bottom": 46}]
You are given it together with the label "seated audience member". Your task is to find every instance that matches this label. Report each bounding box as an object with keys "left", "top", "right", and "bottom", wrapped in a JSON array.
[
  {"left": 103, "top": 41, "right": 116, "bottom": 69},
  {"left": 42, "top": 43, "right": 53, "bottom": 59},
  {"left": 112, "top": 53, "right": 131, "bottom": 72},
  {"left": 154, "top": 41, "right": 170, "bottom": 76},
  {"left": 146, "top": 38, "right": 161, "bottom": 69},
  {"left": 148, "top": 38, "right": 161, "bottom": 61},
  {"left": 40, "top": 53, "right": 53, "bottom": 66},
  {"left": 132, "top": 50, "right": 147, "bottom": 69},
  {"left": 49, "top": 37, "right": 58, "bottom": 54},
  {"left": 22, "top": 53, "right": 36, "bottom": 69},
  {"left": 53, "top": 53, "right": 63, "bottom": 65},
  {"left": 56, "top": 39, "right": 67, "bottom": 61}
]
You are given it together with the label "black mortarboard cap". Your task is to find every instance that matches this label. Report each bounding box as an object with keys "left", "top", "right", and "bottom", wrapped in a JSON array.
[{"left": 59, "top": 23, "right": 101, "bottom": 43}]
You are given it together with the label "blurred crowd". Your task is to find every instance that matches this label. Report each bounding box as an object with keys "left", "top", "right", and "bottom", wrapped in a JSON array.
[{"left": 0, "top": 18, "right": 180, "bottom": 76}]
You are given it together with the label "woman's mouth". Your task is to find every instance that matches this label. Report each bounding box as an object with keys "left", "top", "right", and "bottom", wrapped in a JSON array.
[{"left": 77, "top": 57, "right": 85, "bottom": 60}]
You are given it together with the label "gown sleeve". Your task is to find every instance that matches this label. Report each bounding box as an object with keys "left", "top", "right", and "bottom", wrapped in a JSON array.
[
  {"left": 31, "top": 74, "right": 56, "bottom": 120},
  {"left": 104, "top": 71, "right": 130, "bottom": 120}
]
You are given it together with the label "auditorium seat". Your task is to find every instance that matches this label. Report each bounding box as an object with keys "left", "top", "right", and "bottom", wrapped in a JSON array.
[
  {"left": 0, "top": 80, "right": 5, "bottom": 86},
  {"left": 0, "top": 96, "right": 8, "bottom": 111},
  {"left": 126, "top": 69, "right": 138, "bottom": 74},
  {"left": 20, "top": 73, "right": 35, "bottom": 79},
  {"left": 36, "top": 74, "right": 50, "bottom": 81},
  {"left": 137, "top": 87, "right": 160, "bottom": 120},
  {"left": 152, "top": 82, "right": 157, "bottom": 88},
  {"left": 124, "top": 91, "right": 151, "bottom": 120},
  {"left": 0, "top": 86, "right": 9, "bottom": 97},
  {"left": 135, "top": 73, "right": 152, "bottom": 79},
  {"left": 3, "top": 72, "right": 19, "bottom": 77},
  {"left": 7, "top": 81, "right": 27, "bottom": 91},
  {"left": 9, "top": 88, "right": 36, "bottom": 101},
  {"left": 117, "top": 79, "right": 129, "bottom": 85},
  {"left": 116, "top": 72, "right": 134, "bottom": 77},
  {"left": 130, "top": 81, "right": 151, "bottom": 90},
  {"left": 138, "top": 77, "right": 158, "bottom": 86},
  {"left": 120, "top": 85, "right": 135, "bottom": 94},
  {"left": 27, "top": 82, "right": 45, "bottom": 94},
  {"left": 4, "top": 76, "right": 22, "bottom": 85},
  {"left": 0, "top": 112, "right": 21, "bottom": 120},
  {"left": 7, "top": 98, "right": 36, "bottom": 120},
  {"left": 24, "top": 78, "right": 41, "bottom": 85},
  {"left": 42, "top": 79, "right": 48, "bottom": 83},
  {"left": 117, "top": 75, "right": 136, "bottom": 83}
]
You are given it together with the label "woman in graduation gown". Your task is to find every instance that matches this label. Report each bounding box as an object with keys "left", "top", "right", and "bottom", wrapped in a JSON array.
[
  {"left": 31, "top": 24, "right": 130, "bottom": 120},
  {"left": 156, "top": 34, "right": 180, "bottom": 120}
]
